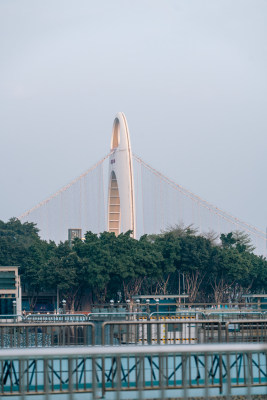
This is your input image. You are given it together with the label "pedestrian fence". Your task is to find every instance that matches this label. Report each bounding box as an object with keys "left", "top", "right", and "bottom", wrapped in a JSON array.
[
  {"left": 0, "top": 343, "right": 266, "bottom": 399},
  {"left": 1, "top": 309, "right": 266, "bottom": 324},
  {"left": 25, "top": 314, "right": 88, "bottom": 323},
  {"left": 0, "top": 319, "right": 266, "bottom": 348},
  {"left": 204, "top": 310, "right": 266, "bottom": 320}
]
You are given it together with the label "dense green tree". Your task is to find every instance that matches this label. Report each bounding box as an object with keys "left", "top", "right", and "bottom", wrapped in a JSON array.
[
  {"left": 220, "top": 232, "right": 237, "bottom": 249},
  {"left": 232, "top": 231, "right": 256, "bottom": 253},
  {"left": 74, "top": 231, "right": 113, "bottom": 303},
  {"left": 109, "top": 232, "right": 162, "bottom": 300},
  {"left": 0, "top": 218, "right": 51, "bottom": 308},
  {"left": 1, "top": 218, "right": 266, "bottom": 310},
  {"left": 150, "top": 231, "right": 181, "bottom": 294}
]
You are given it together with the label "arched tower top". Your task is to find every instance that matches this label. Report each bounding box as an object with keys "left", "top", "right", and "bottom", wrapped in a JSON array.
[
  {"left": 108, "top": 112, "right": 136, "bottom": 237},
  {"left": 110, "top": 112, "right": 132, "bottom": 152},
  {"left": 111, "top": 118, "right": 120, "bottom": 150}
]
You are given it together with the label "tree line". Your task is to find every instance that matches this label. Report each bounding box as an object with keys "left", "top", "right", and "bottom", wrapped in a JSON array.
[{"left": 0, "top": 218, "right": 266, "bottom": 311}]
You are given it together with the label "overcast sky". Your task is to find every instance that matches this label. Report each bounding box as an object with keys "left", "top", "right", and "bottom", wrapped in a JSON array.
[{"left": 0, "top": 0, "right": 266, "bottom": 232}]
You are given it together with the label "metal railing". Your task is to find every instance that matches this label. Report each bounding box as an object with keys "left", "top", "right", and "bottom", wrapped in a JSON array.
[
  {"left": 90, "top": 300, "right": 267, "bottom": 310},
  {"left": 0, "top": 343, "right": 266, "bottom": 399},
  {"left": 0, "top": 322, "right": 95, "bottom": 348},
  {"left": 1, "top": 319, "right": 267, "bottom": 348},
  {"left": 88, "top": 311, "right": 149, "bottom": 320},
  {"left": 1, "top": 308, "right": 266, "bottom": 324},
  {"left": 204, "top": 310, "right": 266, "bottom": 320},
  {"left": 101, "top": 319, "right": 225, "bottom": 345},
  {"left": 225, "top": 319, "right": 267, "bottom": 342},
  {"left": 0, "top": 314, "right": 22, "bottom": 323},
  {"left": 24, "top": 313, "right": 87, "bottom": 323}
]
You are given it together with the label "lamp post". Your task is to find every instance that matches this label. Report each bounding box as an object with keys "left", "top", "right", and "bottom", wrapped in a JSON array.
[
  {"left": 155, "top": 298, "right": 160, "bottom": 319},
  {"left": 126, "top": 299, "right": 131, "bottom": 320},
  {"left": 62, "top": 299, "right": 66, "bottom": 314},
  {"left": 136, "top": 299, "right": 140, "bottom": 315},
  {"left": 110, "top": 299, "right": 114, "bottom": 320},
  {"left": 117, "top": 291, "right": 122, "bottom": 303},
  {"left": 12, "top": 300, "right": 16, "bottom": 320},
  {"left": 146, "top": 299, "right": 151, "bottom": 344},
  {"left": 126, "top": 299, "right": 130, "bottom": 311},
  {"left": 146, "top": 299, "right": 150, "bottom": 315}
]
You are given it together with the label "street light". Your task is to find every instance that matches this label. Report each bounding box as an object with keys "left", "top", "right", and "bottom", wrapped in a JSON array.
[
  {"left": 62, "top": 299, "right": 66, "bottom": 314},
  {"left": 135, "top": 298, "right": 140, "bottom": 313},
  {"left": 146, "top": 299, "right": 150, "bottom": 314},
  {"left": 126, "top": 299, "right": 130, "bottom": 313},
  {"left": 12, "top": 300, "right": 16, "bottom": 316},
  {"left": 155, "top": 298, "right": 160, "bottom": 317}
]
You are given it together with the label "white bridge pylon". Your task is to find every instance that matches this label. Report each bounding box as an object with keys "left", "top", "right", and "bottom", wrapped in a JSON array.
[
  {"left": 108, "top": 113, "right": 136, "bottom": 237},
  {"left": 18, "top": 113, "right": 267, "bottom": 255}
]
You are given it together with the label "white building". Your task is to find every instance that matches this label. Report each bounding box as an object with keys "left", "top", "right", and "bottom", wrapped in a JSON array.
[{"left": 0, "top": 266, "right": 22, "bottom": 316}]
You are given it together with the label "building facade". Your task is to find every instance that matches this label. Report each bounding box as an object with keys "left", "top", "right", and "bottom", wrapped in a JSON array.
[{"left": 0, "top": 266, "right": 21, "bottom": 316}]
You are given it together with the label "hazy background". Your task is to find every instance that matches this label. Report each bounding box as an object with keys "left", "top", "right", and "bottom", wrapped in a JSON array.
[{"left": 0, "top": 0, "right": 266, "bottom": 232}]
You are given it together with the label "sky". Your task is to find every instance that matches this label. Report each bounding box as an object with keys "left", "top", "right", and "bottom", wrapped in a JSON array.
[{"left": 0, "top": 0, "right": 266, "bottom": 232}]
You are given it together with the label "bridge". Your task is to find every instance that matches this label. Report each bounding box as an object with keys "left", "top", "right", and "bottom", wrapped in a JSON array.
[
  {"left": 12, "top": 114, "right": 267, "bottom": 398},
  {"left": 18, "top": 113, "right": 267, "bottom": 256}
]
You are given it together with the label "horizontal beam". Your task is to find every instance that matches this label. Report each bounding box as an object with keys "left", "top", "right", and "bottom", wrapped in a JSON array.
[{"left": 1, "top": 342, "right": 266, "bottom": 359}]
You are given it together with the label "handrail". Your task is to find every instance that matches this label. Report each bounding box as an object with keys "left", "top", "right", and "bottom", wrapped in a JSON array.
[
  {"left": 0, "top": 342, "right": 266, "bottom": 399},
  {"left": 149, "top": 310, "right": 204, "bottom": 319},
  {"left": 0, "top": 321, "right": 95, "bottom": 327},
  {"left": 205, "top": 310, "right": 264, "bottom": 315},
  {"left": 1, "top": 342, "right": 266, "bottom": 358},
  {"left": 0, "top": 314, "right": 22, "bottom": 321},
  {"left": 225, "top": 319, "right": 267, "bottom": 342},
  {"left": 88, "top": 311, "right": 149, "bottom": 319},
  {"left": 24, "top": 313, "right": 87, "bottom": 322},
  {"left": 101, "top": 319, "right": 222, "bottom": 345}
]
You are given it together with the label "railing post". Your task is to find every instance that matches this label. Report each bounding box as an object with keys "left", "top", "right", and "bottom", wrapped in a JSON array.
[
  {"left": 19, "top": 359, "right": 26, "bottom": 398},
  {"left": 92, "top": 355, "right": 97, "bottom": 399},
  {"left": 225, "top": 322, "right": 229, "bottom": 342},
  {"left": 12, "top": 301, "right": 17, "bottom": 322},
  {"left": 68, "top": 357, "right": 73, "bottom": 398},
  {"left": 62, "top": 300, "right": 66, "bottom": 322},
  {"left": 101, "top": 355, "right": 106, "bottom": 398},
  {"left": 110, "top": 299, "right": 114, "bottom": 320},
  {"left": 44, "top": 358, "right": 48, "bottom": 398},
  {"left": 182, "top": 353, "right": 188, "bottom": 399},
  {"left": 137, "top": 354, "right": 144, "bottom": 395},
  {"left": 219, "top": 353, "right": 223, "bottom": 394},
  {"left": 246, "top": 352, "right": 252, "bottom": 400},
  {"left": 115, "top": 355, "right": 121, "bottom": 398},
  {"left": 136, "top": 299, "right": 140, "bottom": 320},
  {"left": 146, "top": 300, "right": 151, "bottom": 344},
  {"left": 156, "top": 298, "right": 159, "bottom": 319},
  {"left": 218, "top": 321, "right": 222, "bottom": 342},
  {"left": 126, "top": 299, "right": 130, "bottom": 321},
  {"left": 226, "top": 352, "right": 231, "bottom": 400},
  {"left": 146, "top": 299, "right": 150, "bottom": 317}
]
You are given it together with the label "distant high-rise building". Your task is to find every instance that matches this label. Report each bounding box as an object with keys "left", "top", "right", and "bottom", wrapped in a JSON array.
[{"left": 68, "top": 229, "right": 82, "bottom": 246}]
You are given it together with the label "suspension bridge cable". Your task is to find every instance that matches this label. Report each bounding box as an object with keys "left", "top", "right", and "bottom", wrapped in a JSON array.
[
  {"left": 133, "top": 154, "right": 266, "bottom": 241},
  {"left": 18, "top": 152, "right": 112, "bottom": 221}
]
